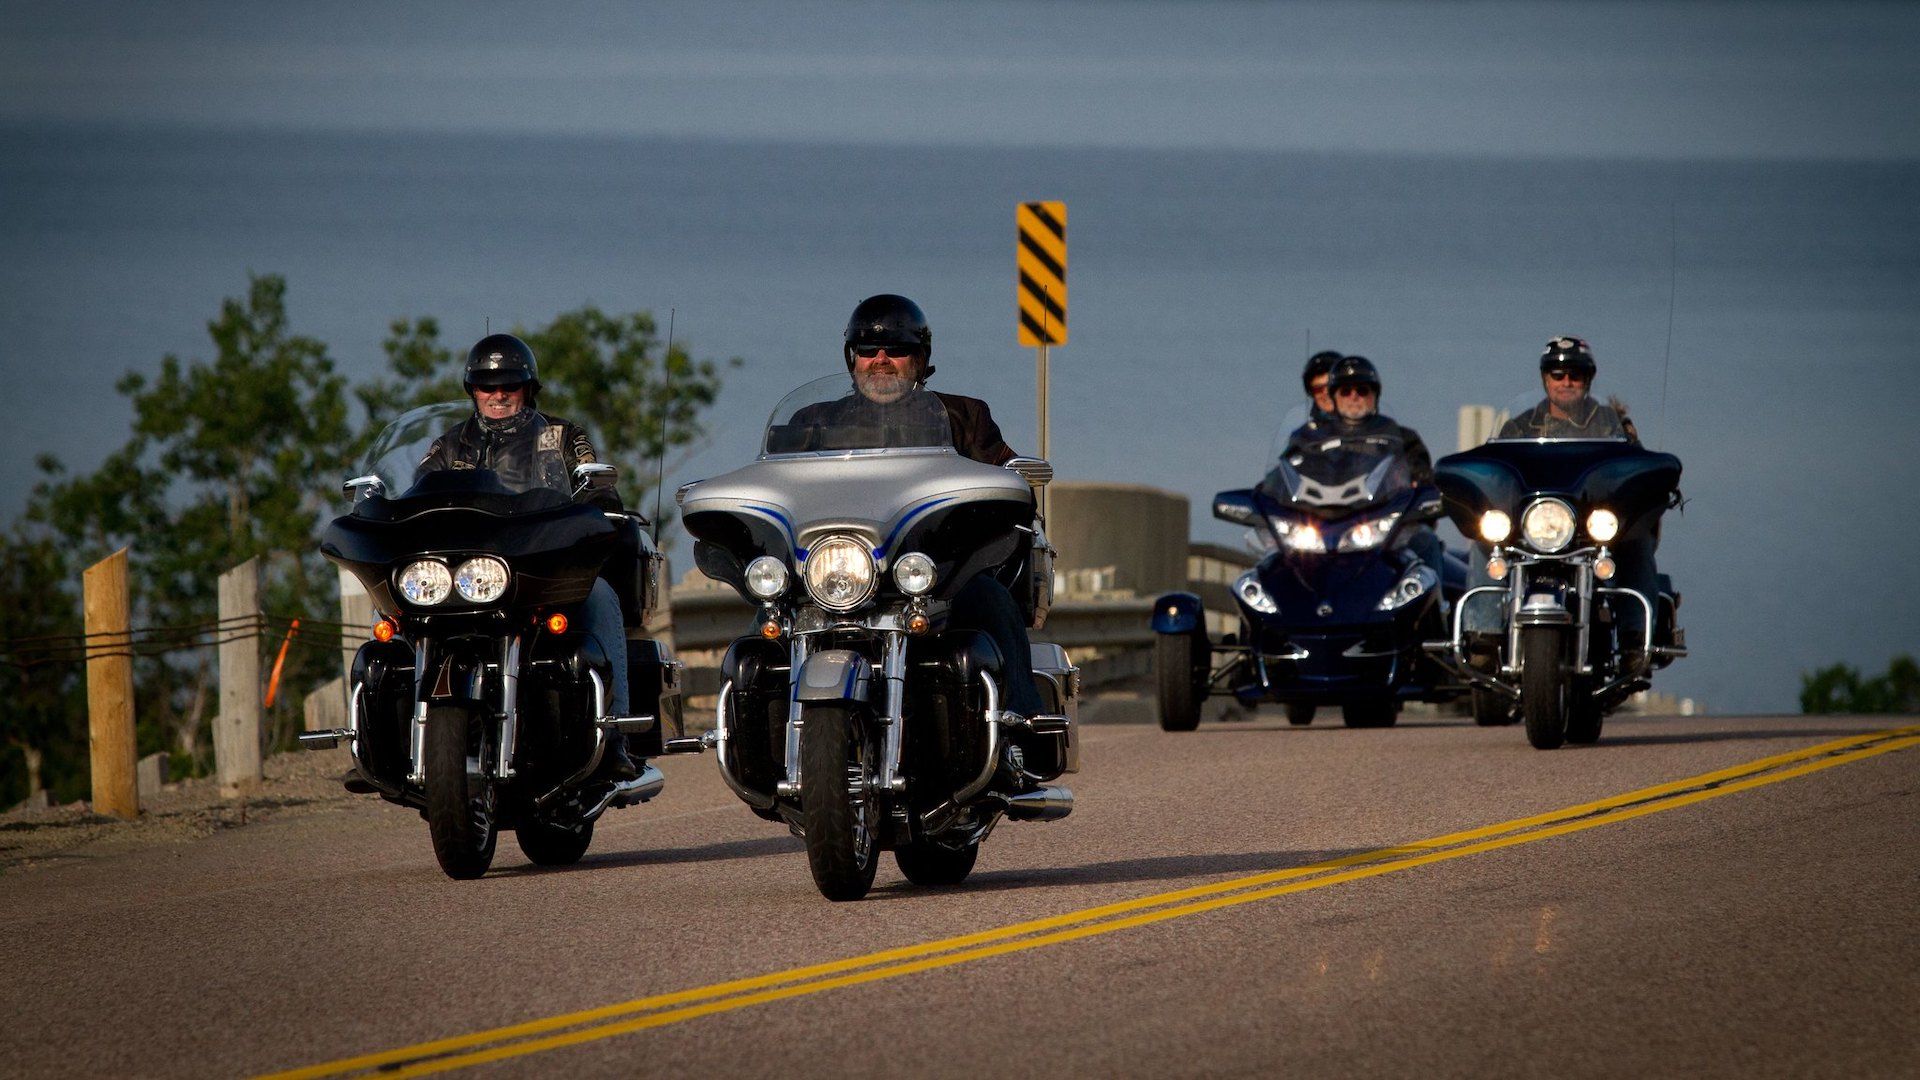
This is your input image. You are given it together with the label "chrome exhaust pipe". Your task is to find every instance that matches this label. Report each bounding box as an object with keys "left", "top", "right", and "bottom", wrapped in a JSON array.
[{"left": 1003, "top": 786, "right": 1073, "bottom": 822}]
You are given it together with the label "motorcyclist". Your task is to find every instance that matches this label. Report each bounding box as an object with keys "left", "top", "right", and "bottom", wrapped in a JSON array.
[
  {"left": 1302, "top": 350, "right": 1342, "bottom": 419},
  {"left": 418, "top": 333, "right": 641, "bottom": 782},
  {"left": 1470, "top": 336, "right": 1658, "bottom": 674},
  {"left": 795, "top": 294, "right": 1045, "bottom": 719}
]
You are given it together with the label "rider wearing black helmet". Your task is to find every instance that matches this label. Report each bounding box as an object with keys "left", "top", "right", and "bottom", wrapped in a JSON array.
[
  {"left": 417, "top": 333, "right": 640, "bottom": 782},
  {"left": 1302, "top": 349, "right": 1343, "bottom": 419},
  {"left": 802, "top": 295, "right": 1043, "bottom": 719},
  {"left": 838, "top": 294, "right": 1015, "bottom": 465},
  {"left": 1499, "top": 336, "right": 1640, "bottom": 442},
  {"left": 1470, "top": 336, "right": 1657, "bottom": 673}
]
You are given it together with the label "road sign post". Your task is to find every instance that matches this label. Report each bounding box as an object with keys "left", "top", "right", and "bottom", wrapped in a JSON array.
[{"left": 1017, "top": 201, "right": 1067, "bottom": 514}]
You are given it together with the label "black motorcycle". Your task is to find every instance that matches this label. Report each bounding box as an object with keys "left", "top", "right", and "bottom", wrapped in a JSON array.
[
  {"left": 1154, "top": 414, "right": 1465, "bottom": 730},
  {"left": 1430, "top": 393, "right": 1687, "bottom": 748},
  {"left": 301, "top": 403, "right": 681, "bottom": 878},
  {"left": 675, "top": 375, "right": 1079, "bottom": 901}
]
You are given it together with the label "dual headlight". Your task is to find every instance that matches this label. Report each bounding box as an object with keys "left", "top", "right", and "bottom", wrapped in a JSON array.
[
  {"left": 783, "top": 538, "right": 938, "bottom": 612},
  {"left": 397, "top": 557, "right": 509, "bottom": 606},
  {"left": 1482, "top": 501, "right": 1620, "bottom": 552}
]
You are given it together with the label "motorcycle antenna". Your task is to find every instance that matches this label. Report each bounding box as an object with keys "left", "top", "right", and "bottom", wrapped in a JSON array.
[
  {"left": 650, "top": 307, "right": 676, "bottom": 544},
  {"left": 1659, "top": 202, "right": 1677, "bottom": 442}
]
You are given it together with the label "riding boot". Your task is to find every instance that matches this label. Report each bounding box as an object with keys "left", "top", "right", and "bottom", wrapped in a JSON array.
[
  {"left": 591, "top": 732, "right": 642, "bottom": 783},
  {"left": 1466, "top": 632, "right": 1502, "bottom": 675}
]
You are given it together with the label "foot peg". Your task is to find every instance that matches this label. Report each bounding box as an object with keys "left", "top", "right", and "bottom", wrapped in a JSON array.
[
  {"left": 664, "top": 731, "right": 716, "bottom": 755},
  {"left": 1003, "top": 713, "right": 1071, "bottom": 735},
  {"left": 299, "top": 729, "right": 350, "bottom": 749},
  {"left": 599, "top": 714, "right": 657, "bottom": 735}
]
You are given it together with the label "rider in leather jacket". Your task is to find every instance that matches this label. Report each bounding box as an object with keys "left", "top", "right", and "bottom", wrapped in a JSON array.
[
  {"left": 419, "top": 333, "right": 640, "bottom": 781},
  {"left": 827, "top": 295, "right": 1046, "bottom": 719}
]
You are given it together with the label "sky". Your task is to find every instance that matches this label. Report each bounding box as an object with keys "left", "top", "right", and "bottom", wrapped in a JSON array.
[{"left": 2, "top": 1, "right": 1917, "bottom": 160}]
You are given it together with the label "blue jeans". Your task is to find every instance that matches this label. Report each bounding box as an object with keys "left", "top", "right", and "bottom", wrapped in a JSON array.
[
  {"left": 947, "top": 574, "right": 1045, "bottom": 715},
  {"left": 584, "top": 578, "right": 628, "bottom": 715}
]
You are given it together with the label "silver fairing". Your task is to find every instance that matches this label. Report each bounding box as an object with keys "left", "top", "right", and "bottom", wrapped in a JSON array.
[{"left": 681, "top": 448, "right": 1032, "bottom": 559}]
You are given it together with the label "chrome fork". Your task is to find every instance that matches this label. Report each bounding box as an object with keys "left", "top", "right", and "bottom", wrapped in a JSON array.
[{"left": 877, "top": 630, "right": 908, "bottom": 793}]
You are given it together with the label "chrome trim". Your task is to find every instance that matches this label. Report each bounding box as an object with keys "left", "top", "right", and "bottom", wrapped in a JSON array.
[
  {"left": 878, "top": 631, "right": 909, "bottom": 793},
  {"left": 920, "top": 671, "right": 1002, "bottom": 831},
  {"left": 497, "top": 635, "right": 522, "bottom": 779},
  {"left": 1001, "top": 786, "right": 1073, "bottom": 822},
  {"left": 777, "top": 636, "right": 809, "bottom": 796},
  {"left": 715, "top": 679, "right": 776, "bottom": 810},
  {"left": 1520, "top": 497, "right": 1577, "bottom": 553},
  {"left": 407, "top": 637, "right": 431, "bottom": 784},
  {"left": 1264, "top": 643, "right": 1310, "bottom": 662},
  {"left": 1598, "top": 586, "right": 1656, "bottom": 657},
  {"left": 342, "top": 474, "right": 384, "bottom": 497}
]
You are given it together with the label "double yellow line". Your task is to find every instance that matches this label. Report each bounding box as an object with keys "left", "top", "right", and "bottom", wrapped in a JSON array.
[{"left": 265, "top": 724, "right": 1920, "bottom": 1079}]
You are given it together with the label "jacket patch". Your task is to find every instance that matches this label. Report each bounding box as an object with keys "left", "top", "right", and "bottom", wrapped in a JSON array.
[{"left": 537, "top": 426, "right": 562, "bottom": 451}]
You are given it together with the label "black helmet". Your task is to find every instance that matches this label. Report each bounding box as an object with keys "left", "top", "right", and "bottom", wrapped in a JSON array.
[
  {"left": 843, "top": 294, "right": 934, "bottom": 379},
  {"left": 464, "top": 333, "right": 540, "bottom": 396},
  {"left": 1326, "top": 354, "right": 1381, "bottom": 396},
  {"left": 1302, "top": 350, "right": 1343, "bottom": 393},
  {"left": 1540, "top": 335, "right": 1596, "bottom": 375}
]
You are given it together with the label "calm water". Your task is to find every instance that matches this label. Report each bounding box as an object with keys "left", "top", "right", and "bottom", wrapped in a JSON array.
[{"left": 4, "top": 123, "right": 1916, "bottom": 713}]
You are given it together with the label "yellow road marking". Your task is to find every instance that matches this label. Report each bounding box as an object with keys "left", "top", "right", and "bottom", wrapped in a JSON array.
[{"left": 262, "top": 725, "right": 1920, "bottom": 1079}]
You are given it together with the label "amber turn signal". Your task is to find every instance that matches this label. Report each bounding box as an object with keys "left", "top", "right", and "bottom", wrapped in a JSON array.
[
  {"left": 372, "top": 619, "right": 396, "bottom": 643},
  {"left": 545, "top": 613, "right": 569, "bottom": 634},
  {"left": 759, "top": 620, "right": 782, "bottom": 640},
  {"left": 907, "top": 613, "right": 930, "bottom": 635}
]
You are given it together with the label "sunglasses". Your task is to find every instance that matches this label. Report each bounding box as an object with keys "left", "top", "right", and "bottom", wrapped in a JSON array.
[
  {"left": 478, "top": 381, "right": 529, "bottom": 395},
  {"left": 1309, "top": 379, "right": 1330, "bottom": 394},
  {"left": 852, "top": 344, "right": 919, "bottom": 360},
  {"left": 1546, "top": 370, "right": 1589, "bottom": 383},
  {"left": 1334, "top": 384, "right": 1376, "bottom": 398}
]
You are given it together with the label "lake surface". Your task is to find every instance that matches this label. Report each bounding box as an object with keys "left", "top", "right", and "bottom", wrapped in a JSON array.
[{"left": 3, "top": 123, "right": 1915, "bottom": 713}]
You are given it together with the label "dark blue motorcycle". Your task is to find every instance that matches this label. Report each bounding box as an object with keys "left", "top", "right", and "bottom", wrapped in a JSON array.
[{"left": 1152, "top": 423, "right": 1467, "bottom": 730}]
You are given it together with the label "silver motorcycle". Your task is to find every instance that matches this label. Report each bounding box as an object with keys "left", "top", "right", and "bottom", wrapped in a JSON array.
[{"left": 674, "top": 375, "right": 1078, "bottom": 900}]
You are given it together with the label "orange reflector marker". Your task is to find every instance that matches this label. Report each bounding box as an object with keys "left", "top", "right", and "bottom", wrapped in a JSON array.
[
  {"left": 760, "top": 620, "right": 782, "bottom": 640},
  {"left": 372, "top": 619, "right": 396, "bottom": 643},
  {"left": 546, "top": 613, "right": 569, "bottom": 635},
  {"left": 907, "top": 613, "right": 930, "bottom": 635}
]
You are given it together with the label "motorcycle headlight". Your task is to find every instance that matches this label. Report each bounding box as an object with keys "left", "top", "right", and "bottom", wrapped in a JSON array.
[
  {"left": 1586, "top": 508, "right": 1619, "bottom": 543},
  {"left": 398, "top": 560, "right": 452, "bottom": 606},
  {"left": 1271, "top": 517, "right": 1326, "bottom": 553},
  {"left": 1338, "top": 512, "right": 1402, "bottom": 552},
  {"left": 803, "top": 536, "right": 876, "bottom": 611},
  {"left": 1234, "top": 569, "right": 1278, "bottom": 614},
  {"left": 453, "top": 557, "right": 509, "bottom": 603},
  {"left": 892, "top": 552, "right": 936, "bottom": 596},
  {"left": 1377, "top": 566, "right": 1438, "bottom": 611},
  {"left": 1479, "top": 510, "right": 1512, "bottom": 544},
  {"left": 745, "top": 555, "right": 789, "bottom": 599},
  {"left": 1521, "top": 498, "right": 1577, "bottom": 553}
]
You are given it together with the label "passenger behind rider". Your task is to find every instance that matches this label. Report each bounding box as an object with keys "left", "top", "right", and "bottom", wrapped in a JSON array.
[
  {"left": 1302, "top": 349, "right": 1342, "bottom": 420},
  {"left": 1467, "top": 335, "right": 1658, "bottom": 675},
  {"left": 821, "top": 294, "right": 1048, "bottom": 720},
  {"left": 1282, "top": 356, "right": 1445, "bottom": 575},
  {"left": 416, "top": 333, "right": 641, "bottom": 782}
]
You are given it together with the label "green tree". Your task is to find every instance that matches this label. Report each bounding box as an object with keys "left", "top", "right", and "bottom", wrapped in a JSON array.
[
  {"left": 358, "top": 307, "right": 738, "bottom": 534},
  {"left": 1800, "top": 654, "right": 1920, "bottom": 714},
  {"left": 0, "top": 527, "right": 88, "bottom": 805},
  {"left": 27, "top": 274, "right": 357, "bottom": 772}
]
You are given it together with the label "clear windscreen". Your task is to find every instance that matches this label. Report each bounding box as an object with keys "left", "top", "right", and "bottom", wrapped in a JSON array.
[
  {"left": 356, "top": 402, "right": 571, "bottom": 498},
  {"left": 1485, "top": 390, "right": 1637, "bottom": 444},
  {"left": 761, "top": 373, "right": 954, "bottom": 457},
  {"left": 1262, "top": 403, "right": 1413, "bottom": 509}
]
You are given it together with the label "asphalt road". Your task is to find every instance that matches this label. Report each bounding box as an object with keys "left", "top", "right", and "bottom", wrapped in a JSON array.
[{"left": 3, "top": 711, "right": 1915, "bottom": 1079}]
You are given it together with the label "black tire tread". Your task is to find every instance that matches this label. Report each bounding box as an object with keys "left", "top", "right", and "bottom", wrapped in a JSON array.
[
  {"left": 800, "top": 705, "right": 880, "bottom": 902},
  {"left": 425, "top": 703, "right": 497, "bottom": 879},
  {"left": 1156, "top": 632, "right": 1205, "bottom": 732}
]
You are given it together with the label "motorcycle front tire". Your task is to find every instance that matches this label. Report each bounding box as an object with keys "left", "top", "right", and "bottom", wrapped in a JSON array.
[
  {"left": 1520, "top": 626, "right": 1570, "bottom": 750},
  {"left": 800, "top": 703, "right": 881, "bottom": 901},
  {"left": 425, "top": 702, "right": 498, "bottom": 880}
]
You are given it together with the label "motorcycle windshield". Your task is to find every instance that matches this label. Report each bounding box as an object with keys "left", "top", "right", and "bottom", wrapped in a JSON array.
[
  {"left": 761, "top": 374, "right": 953, "bottom": 458},
  {"left": 357, "top": 402, "right": 574, "bottom": 501},
  {"left": 1485, "top": 391, "right": 1635, "bottom": 444},
  {"left": 1261, "top": 403, "right": 1413, "bottom": 513}
]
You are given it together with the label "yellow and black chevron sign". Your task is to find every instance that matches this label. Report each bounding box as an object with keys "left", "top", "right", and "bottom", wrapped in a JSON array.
[{"left": 1016, "top": 201, "right": 1067, "bottom": 346}]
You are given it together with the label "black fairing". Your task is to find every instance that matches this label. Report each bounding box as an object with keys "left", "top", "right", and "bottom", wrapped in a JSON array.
[
  {"left": 321, "top": 469, "right": 618, "bottom": 615},
  {"left": 1436, "top": 441, "right": 1681, "bottom": 543}
]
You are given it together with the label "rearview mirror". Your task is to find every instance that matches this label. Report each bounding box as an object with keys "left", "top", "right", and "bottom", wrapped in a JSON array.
[
  {"left": 1212, "top": 489, "right": 1261, "bottom": 526},
  {"left": 342, "top": 474, "right": 384, "bottom": 499},
  {"left": 572, "top": 462, "right": 616, "bottom": 495}
]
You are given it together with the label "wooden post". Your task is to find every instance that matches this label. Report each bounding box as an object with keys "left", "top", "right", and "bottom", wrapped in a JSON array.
[
  {"left": 83, "top": 548, "right": 138, "bottom": 819},
  {"left": 215, "top": 557, "right": 263, "bottom": 796}
]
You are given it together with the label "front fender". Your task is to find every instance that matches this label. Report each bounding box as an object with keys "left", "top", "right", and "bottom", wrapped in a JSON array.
[
  {"left": 795, "top": 649, "right": 875, "bottom": 704},
  {"left": 1152, "top": 592, "right": 1205, "bottom": 635}
]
